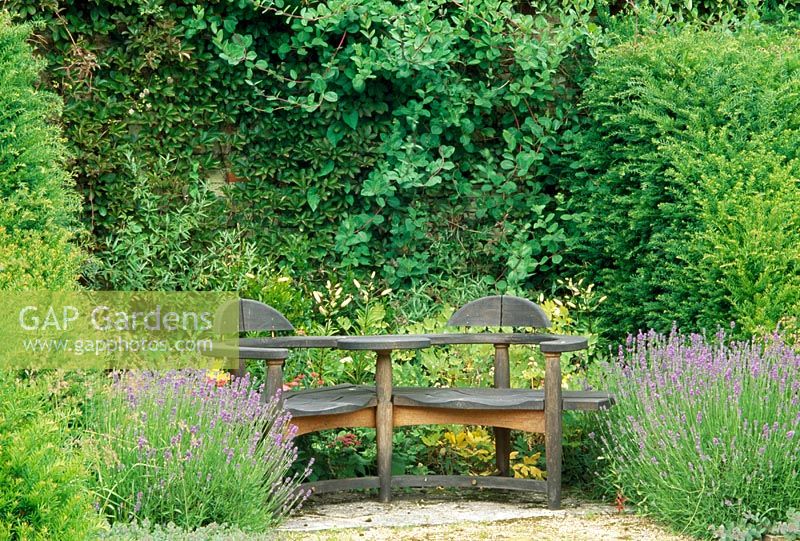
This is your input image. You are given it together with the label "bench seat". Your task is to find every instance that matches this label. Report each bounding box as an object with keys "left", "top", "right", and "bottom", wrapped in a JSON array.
[
  {"left": 396, "top": 387, "right": 613, "bottom": 411},
  {"left": 285, "top": 384, "right": 377, "bottom": 417},
  {"left": 285, "top": 385, "right": 614, "bottom": 418}
]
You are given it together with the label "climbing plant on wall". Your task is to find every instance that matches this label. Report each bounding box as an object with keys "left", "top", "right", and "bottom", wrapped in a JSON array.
[{"left": 10, "top": 0, "right": 603, "bottom": 291}]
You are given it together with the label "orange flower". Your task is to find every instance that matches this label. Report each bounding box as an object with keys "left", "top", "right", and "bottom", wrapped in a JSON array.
[{"left": 206, "top": 369, "right": 231, "bottom": 387}]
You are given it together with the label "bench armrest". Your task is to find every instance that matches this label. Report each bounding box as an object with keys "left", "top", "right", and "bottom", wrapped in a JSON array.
[
  {"left": 425, "top": 332, "right": 587, "bottom": 351},
  {"left": 538, "top": 335, "right": 588, "bottom": 353}
]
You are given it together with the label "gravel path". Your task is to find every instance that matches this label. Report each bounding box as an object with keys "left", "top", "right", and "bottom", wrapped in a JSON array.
[{"left": 278, "top": 490, "right": 690, "bottom": 540}]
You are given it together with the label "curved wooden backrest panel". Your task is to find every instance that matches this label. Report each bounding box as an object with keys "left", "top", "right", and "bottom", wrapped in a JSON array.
[
  {"left": 215, "top": 298, "right": 294, "bottom": 333},
  {"left": 447, "top": 295, "right": 551, "bottom": 328}
]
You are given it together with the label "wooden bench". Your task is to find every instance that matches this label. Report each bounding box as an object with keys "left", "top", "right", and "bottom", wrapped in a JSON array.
[{"left": 214, "top": 295, "right": 614, "bottom": 509}]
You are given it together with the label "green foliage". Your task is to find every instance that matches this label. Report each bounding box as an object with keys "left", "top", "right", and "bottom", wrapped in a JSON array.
[
  {"left": 302, "top": 429, "right": 377, "bottom": 480},
  {"left": 9, "top": 0, "right": 604, "bottom": 292},
  {"left": 9, "top": 0, "right": 790, "bottom": 297},
  {"left": 688, "top": 145, "right": 800, "bottom": 335},
  {"left": 89, "top": 156, "right": 258, "bottom": 291},
  {"left": 228, "top": 0, "right": 601, "bottom": 289},
  {"left": 240, "top": 271, "right": 314, "bottom": 328},
  {"left": 569, "top": 26, "right": 800, "bottom": 338},
  {"left": 0, "top": 371, "right": 99, "bottom": 540},
  {"left": 0, "top": 13, "right": 83, "bottom": 291}
]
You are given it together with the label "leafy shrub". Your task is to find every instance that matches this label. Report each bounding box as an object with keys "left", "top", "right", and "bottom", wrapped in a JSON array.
[
  {"left": 87, "top": 370, "right": 310, "bottom": 531},
  {"left": 87, "top": 156, "right": 258, "bottom": 291},
  {"left": 420, "top": 427, "right": 545, "bottom": 479},
  {"left": 570, "top": 26, "right": 800, "bottom": 339},
  {"left": 240, "top": 271, "right": 313, "bottom": 329},
  {"left": 0, "top": 13, "right": 83, "bottom": 290},
  {"left": 8, "top": 0, "right": 606, "bottom": 292},
  {"left": 0, "top": 371, "right": 99, "bottom": 539},
  {"left": 598, "top": 329, "right": 800, "bottom": 538}
]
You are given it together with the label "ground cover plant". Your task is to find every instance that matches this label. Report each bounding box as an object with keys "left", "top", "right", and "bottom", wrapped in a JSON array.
[
  {"left": 87, "top": 370, "right": 310, "bottom": 532},
  {"left": 598, "top": 329, "right": 800, "bottom": 538},
  {"left": 97, "top": 520, "right": 273, "bottom": 540}
]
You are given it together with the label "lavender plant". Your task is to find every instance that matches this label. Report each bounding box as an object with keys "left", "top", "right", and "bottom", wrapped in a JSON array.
[
  {"left": 598, "top": 329, "right": 800, "bottom": 538},
  {"left": 86, "top": 370, "right": 310, "bottom": 531}
]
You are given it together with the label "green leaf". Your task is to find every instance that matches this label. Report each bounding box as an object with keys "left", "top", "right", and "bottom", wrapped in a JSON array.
[
  {"left": 343, "top": 109, "right": 359, "bottom": 130},
  {"left": 319, "top": 160, "right": 335, "bottom": 176},
  {"left": 307, "top": 189, "right": 321, "bottom": 212},
  {"left": 326, "top": 124, "right": 345, "bottom": 147}
]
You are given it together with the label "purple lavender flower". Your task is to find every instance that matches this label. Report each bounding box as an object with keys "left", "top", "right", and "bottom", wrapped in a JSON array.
[
  {"left": 600, "top": 328, "right": 800, "bottom": 533},
  {"left": 104, "top": 368, "right": 310, "bottom": 528},
  {"left": 133, "top": 491, "right": 143, "bottom": 514}
]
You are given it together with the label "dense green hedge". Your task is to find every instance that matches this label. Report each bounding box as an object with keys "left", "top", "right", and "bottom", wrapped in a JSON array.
[
  {"left": 10, "top": 0, "right": 609, "bottom": 291},
  {"left": 0, "top": 13, "right": 83, "bottom": 290},
  {"left": 569, "top": 26, "right": 800, "bottom": 337},
  {"left": 0, "top": 371, "right": 99, "bottom": 539}
]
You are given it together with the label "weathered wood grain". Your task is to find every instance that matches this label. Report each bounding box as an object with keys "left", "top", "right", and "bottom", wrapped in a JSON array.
[
  {"left": 544, "top": 351, "right": 562, "bottom": 510},
  {"left": 285, "top": 384, "right": 377, "bottom": 417},
  {"left": 291, "top": 408, "right": 376, "bottom": 436},
  {"left": 425, "top": 333, "right": 588, "bottom": 352},
  {"left": 392, "top": 387, "right": 613, "bottom": 411},
  {"left": 447, "top": 295, "right": 503, "bottom": 326},
  {"left": 538, "top": 335, "right": 589, "bottom": 353},
  {"left": 494, "top": 344, "right": 511, "bottom": 477},
  {"left": 337, "top": 335, "right": 431, "bottom": 351},
  {"left": 393, "top": 387, "right": 545, "bottom": 410},
  {"left": 302, "top": 477, "right": 380, "bottom": 495},
  {"left": 446, "top": 295, "right": 551, "bottom": 328},
  {"left": 204, "top": 343, "right": 291, "bottom": 359},
  {"left": 240, "top": 336, "right": 341, "bottom": 349},
  {"left": 215, "top": 299, "right": 294, "bottom": 333},
  {"left": 301, "top": 475, "right": 548, "bottom": 496},
  {"left": 393, "top": 405, "right": 545, "bottom": 433},
  {"left": 265, "top": 359, "right": 284, "bottom": 404},
  {"left": 499, "top": 295, "right": 552, "bottom": 327},
  {"left": 240, "top": 332, "right": 588, "bottom": 352},
  {"left": 391, "top": 475, "right": 547, "bottom": 492},
  {"left": 375, "top": 350, "right": 393, "bottom": 503}
]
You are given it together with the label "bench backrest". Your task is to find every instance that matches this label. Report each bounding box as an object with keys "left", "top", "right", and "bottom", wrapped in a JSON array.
[
  {"left": 447, "top": 295, "right": 551, "bottom": 328},
  {"left": 216, "top": 298, "right": 294, "bottom": 333}
]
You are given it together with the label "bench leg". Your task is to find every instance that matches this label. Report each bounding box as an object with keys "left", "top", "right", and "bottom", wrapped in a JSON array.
[
  {"left": 493, "top": 344, "right": 511, "bottom": 476},
  {"left": 265, "top": 358, "right": 285, "bottom": 407},
  {"left": 544, "top": 351, "right": 563, "bottom": 510},
  {"left": 376, "top": 350, "right": 393, "bottom": 503},
  {"left": 494, "top": 427, "right": 511, "bottom": 477},
  {"left": 234, "top": 358, "right": 247, "bottom": 379}
]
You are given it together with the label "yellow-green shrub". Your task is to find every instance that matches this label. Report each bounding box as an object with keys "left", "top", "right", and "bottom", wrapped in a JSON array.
[
  {"left": 0, "top": 372, "right": 99, "bottom": 539},
  {"left": 0, "top": 14, "right": 83, "bottom": 291}
]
